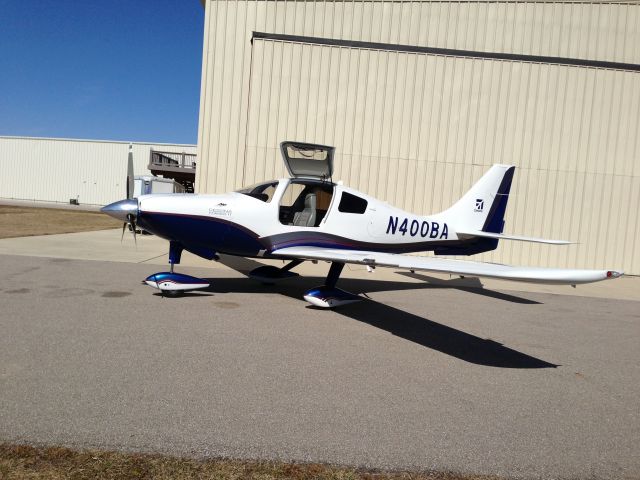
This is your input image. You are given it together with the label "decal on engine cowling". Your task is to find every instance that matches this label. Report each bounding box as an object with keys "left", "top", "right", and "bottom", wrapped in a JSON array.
[
  {"left": 209, "top": 208, "right": 232, "bottom": 217},
  {"left": 386, "top": 216, "right": 448, "bottom": 239}
]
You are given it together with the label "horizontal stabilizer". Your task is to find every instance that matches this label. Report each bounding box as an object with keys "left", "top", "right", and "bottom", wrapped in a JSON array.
[{"left": 457, "top": 230, "right": 573, "bottom": 245}]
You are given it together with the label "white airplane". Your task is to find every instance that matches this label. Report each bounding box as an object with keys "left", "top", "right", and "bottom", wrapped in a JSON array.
[{"left": 102, "top": 141, "right": 622, "bottom": 307}]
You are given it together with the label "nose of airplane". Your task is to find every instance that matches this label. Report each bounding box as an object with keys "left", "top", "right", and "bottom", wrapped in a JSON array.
[{"left": 101, "top": 198, "right": 138, "bottom": 222}]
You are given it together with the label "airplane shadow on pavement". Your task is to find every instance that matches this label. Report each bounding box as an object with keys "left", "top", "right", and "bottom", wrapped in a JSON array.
[
  {"left": 334, "top": 300, "right": 557, "bottom": 369},
  {"left": 193, "top": 256, "right": 558, "bottom": 370}
]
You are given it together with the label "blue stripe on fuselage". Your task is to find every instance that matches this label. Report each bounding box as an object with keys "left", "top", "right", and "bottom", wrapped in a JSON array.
[
  {"left": 137, "top": 211, "right": 497, "bottom": 258},
  {"left": 137, "top": 211, "right": 265, "bottom": 257}
]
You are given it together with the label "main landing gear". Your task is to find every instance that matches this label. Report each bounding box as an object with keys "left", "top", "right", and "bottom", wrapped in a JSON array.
[
  {"left": 303, "top": 262, "right": 362, "bottom": 308},
  {"left": 143, "top": 241, "right": 210, "bottom": 296},
  {"left": 250, "top": 260, "right": 362, "bottom": 308}
]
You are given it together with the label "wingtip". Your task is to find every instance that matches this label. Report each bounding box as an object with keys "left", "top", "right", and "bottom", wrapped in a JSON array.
[{"left": 606, "top": 270, "right": 623, "bottom": 279}]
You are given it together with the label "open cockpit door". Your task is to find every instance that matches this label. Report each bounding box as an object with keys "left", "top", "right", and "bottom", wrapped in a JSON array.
[{"left": 280, "top": 141, "right": 334, "bottom": 181}]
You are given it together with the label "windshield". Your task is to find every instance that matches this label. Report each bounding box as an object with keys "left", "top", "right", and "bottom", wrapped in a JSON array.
[{"left": 236, "top": 180, "right": 279, "bottom": 202}]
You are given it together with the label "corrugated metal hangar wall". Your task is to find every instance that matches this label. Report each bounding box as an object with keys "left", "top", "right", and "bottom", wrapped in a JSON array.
[
  {"left": 0, "top": 137, "right": 197, "bottom": 206},
  {"left": 196, "top": 0, "right": 640, "bottom": 274}
]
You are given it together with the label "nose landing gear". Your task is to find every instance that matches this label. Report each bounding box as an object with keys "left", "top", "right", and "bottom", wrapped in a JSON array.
[{"left": 143, "top": 241, "right": 210, "bottom": 296}]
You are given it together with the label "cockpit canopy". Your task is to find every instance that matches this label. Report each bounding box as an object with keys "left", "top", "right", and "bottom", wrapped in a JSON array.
[
  {"left": 236, "top": 178, "right": 334, "bottom": 227},
  {"left": 280, "top": 141, "right": 334, "bottom": 180},
  {"left": 235, "top": 142, "right": 337, "bottom": 227}
]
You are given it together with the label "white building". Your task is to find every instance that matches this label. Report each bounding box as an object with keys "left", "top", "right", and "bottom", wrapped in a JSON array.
[
  {"left": 195, "top": 0, "right": 640, "bottom": 274},
  {"left": 0, "top": 136, "right": 196, "bottom": 206}
]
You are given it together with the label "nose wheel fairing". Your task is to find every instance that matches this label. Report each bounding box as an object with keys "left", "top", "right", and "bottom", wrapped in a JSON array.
[
  {"left": 144, "top": 241, "right": 210, "bottom": 295},
  {"left": 144, "top": 272, "right": 210, "bottom": 293}
]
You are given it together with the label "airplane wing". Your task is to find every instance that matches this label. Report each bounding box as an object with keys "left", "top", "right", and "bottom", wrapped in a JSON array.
[
  {"left": 456, "top": 230, "right": 573, "bottom": 245},
  {"left": 271, "top": 246, "right": 622, "bottom": 285}
]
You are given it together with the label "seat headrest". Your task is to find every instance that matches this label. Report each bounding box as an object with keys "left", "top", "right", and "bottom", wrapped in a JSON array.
[{"left": 304, "top": 192, "right": 316, "bottom": 208}]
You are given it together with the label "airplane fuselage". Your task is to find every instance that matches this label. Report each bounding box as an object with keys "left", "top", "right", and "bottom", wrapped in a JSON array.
[{"left": 135, "top": 177, "right": 464, "bottom": 261}]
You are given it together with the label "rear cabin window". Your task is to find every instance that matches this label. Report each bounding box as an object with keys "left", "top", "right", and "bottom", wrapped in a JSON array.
[{"left": 338, "top": 192, "right": 368, "bottom": 214}]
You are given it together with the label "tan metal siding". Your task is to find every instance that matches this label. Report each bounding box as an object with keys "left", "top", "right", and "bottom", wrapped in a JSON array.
[
  {"left": 0, "top": 137, "right": 196, "bottom": 206},
  {"left": 249, "top": 38, "right": 640, "bottom": 274},
  {"left": 196, "top": 0, "right": 640, "bottom": 274}
]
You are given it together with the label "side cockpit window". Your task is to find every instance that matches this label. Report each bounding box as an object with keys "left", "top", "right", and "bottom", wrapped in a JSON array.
[
  {"left": 279, "top": 181, "right": 334, "bottom": 227},
  {"left": 237, "top": 181, "right": 278, "bottom": 202},
  {"left": 338, "top": 192, "right": 368, "bottom": 214}
]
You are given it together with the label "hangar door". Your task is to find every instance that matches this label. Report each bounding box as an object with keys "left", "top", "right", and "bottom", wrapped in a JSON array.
[{"left": 244, "top": 35, "right": 640, "bottom": 273}]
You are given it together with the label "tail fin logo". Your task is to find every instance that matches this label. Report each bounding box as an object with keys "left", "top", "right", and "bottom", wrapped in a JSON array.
[{"left": 475, "top": 199, "right": 484, "bottom": 212}]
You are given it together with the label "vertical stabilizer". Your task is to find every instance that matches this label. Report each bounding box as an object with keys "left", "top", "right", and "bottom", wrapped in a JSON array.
[{"left": 441, "top": 165, "right": 515, "bottom": 233}]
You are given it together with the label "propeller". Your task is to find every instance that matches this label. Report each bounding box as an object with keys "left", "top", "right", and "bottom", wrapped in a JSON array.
[
  {"left": 119, "top": 144, "right": 137, "bottom": 245},
  {"left": 101, "top": 144, "right": 140, "bottom": 245}
]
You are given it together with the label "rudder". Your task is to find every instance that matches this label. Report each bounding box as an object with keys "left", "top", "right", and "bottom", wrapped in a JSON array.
[{"left": 440, "top": 164, "right": 515, "bottom": 234}]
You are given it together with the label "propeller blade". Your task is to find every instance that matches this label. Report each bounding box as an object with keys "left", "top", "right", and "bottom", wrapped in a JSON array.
[
  {"left": 130, "top": 215, "right": 137, "bottom": 246},
  {"left": 121, "top": 222, "right": 127, "bottom": 242},
  {"left": 123, "top": 213, "right": 138, "bottom": 246},
  {"left": 126, "top": 144, "right": 134, "bottom": 200}
]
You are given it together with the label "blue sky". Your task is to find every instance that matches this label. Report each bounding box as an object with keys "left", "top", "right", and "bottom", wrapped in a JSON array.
[{"left": 0, "top": 0, "right": 204, "bottom": 144}]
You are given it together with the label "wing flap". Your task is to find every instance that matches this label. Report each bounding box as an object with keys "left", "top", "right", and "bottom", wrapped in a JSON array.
[{"left": 271, "top": 246, "right": 621, "bottom": 285}]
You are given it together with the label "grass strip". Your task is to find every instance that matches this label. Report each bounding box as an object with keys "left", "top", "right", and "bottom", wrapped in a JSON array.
[
  {"left": 0, "top": 206, "right": 120, "bottom": 239},
  {"left": 0, "top": 444, "right": 498, "bottom": 480}
]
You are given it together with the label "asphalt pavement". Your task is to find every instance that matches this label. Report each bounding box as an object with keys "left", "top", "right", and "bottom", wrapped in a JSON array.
[{"left": 1, "top": 251, "right": 639, "bottom": 479}]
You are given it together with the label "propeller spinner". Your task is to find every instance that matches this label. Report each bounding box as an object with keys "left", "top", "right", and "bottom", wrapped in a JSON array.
[{"left": 102, "top": 198, "right": 139, "bottom": 244}]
